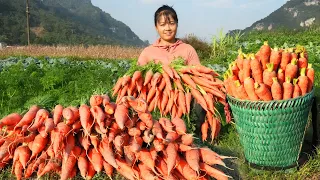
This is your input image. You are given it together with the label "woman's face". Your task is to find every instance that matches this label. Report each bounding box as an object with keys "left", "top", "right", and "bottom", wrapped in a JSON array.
[{"left": 156, "top": 15, "right": 177, "bottom": 43}]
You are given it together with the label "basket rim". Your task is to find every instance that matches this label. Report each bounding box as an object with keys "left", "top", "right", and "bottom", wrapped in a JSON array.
[{"left": 227, "top": 87, "right": 314, "bottom": 104}]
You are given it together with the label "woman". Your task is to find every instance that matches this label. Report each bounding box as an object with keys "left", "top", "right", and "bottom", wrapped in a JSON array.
[{"left": 137, "top": 5, "right": 201, "bottom": 66}]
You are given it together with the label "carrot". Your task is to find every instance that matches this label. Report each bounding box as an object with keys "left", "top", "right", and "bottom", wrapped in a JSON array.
[
  {"left": 114, "top": 104, "right": 128, "bottom": 130},
  {"left": 250, "top": 55, "right": 263, "bottom": 83},
  {"left": 271, "top": 77, "right": 283, "bottom": 100},
  {"left": 91, "top": 106, "right": 106, "bottom": 132},
  {"left": 87, "top": 148, "right": 103, "bottom": 173},
  {"left": 238, "top": 69, "right": 244, "bottom": 83},
  {"left": 131, "top": 71, "right": 142, "bottom": 84},
  {"left": 199, "top": 148, "right": 226, "bottom": 165},
  {"left": 306, "top": 63, "right": 314, "bottom": 92},
  {"left": 254, "top": 83, "right": 273, "bottom": 101},
  {"left": 172, "top": 117, "right": 187, "bottom": 135},
  {"left": 14, "top": 105, "right": 39, "bottom": 129},
  {"left": 201, "top": 120, "right": 209, "bottom": 142},
  {"left": 99, "top": 138, "right": 118, "bottom": 168},
  {"left": 243, "top": 57, "right": 251, "bottom": 79},
  {"left": 280, "top": 48, "right": 291, "bottom": 71},
  {"left": 285, "top": 58, "right": 298, "bottom": 80},
  {"left": 147, "top": 86, "right": 156, "bottom": 103},
  {"left": 190, "top": 88, "right": 208, "bottom": 111},
  {"left": 44, "top": 118, "right": 54, "bottom": 135},
  {"left": 37, "top": 159, "right": 60, "bottom": 178},
  {"left": 236, "top": 50, "right": 244, "bottom": 70},
  {"left": 185, "top": 91, "right": 192, "bottom": 114},
  {"left": 277, "top": 69, "right": 285, "bottom": 85},
  {"left": 24, "top": 159, "right": 35, "bottom": 178},
  {"left": 138, "top": 112, "right": 153, "bottom": 129},
  {"left": 165, "top": 131, "right": 180, "bottom": 143},
  {"left": 103, "top": 161, "right": 114, "bottom": 179},
  {"left": 63, "top": 133, "right": 76, "bottom": 163},
  {"left": 112, "top": 77, "right": 123, "bottom": 96},
  {"left": 180, "top": 133, "right": 194, "bottom": 146},
  {"left": 86, "top": 161, "right": 96, "bottom": 180},
  {"left": 136, "top": 77, "right": 144, "bottom": 92},
  {"left": 263, "top": 63, "right": 277, "bottom": 88},
  {"left": 166, "top": 142, "right": 178, "bottom": 176},
  {"left": 298, "top": 52, "right": 308, "bottom": 69},
  {"left": 244, "top": 77, "right": 259, "bottom": 101},
  {"left": 30, "top": 134, "right": 48, "bottom": 160},
  {"left": 78, "top": 132, "right": 90, "bottom": 152},
  {"left": 60, "top": 146, "right": 81, "bottom": 180},
  {"left": 144, "top": 69, "right": 154, "bottom": 86},
  {"left": 185, "top": 149, "right": 200, "bottom": 174},
  {"left": 200, "top": 162, "right": 230, "bottom": 180},
  {"left": 90, "top": 94, "right": 103, "bottom": 106},
  {"left": 123, "top": 145, "right": 136, "bottom": 166},
  {"left": 79, "top": 104, "right": 93, "bottom": 135},
  {"left": 298, "top": 68, "right": 309, "bottom": 96},
  {"left": 234, "top": 80, "right": 249, "bottom": 100},
  {"left": 283, "top": 77, "right": 293, "bottom": 100},
  {"left": 115, "top": 157, "right": 136, "bottom": 180},
  {"left": 259, "top": 41, "right": 271, "bottom": 70},
  {"left": 175, "top": 156, "right": 198, "bottom": 180},
  {"left": 229, "top": 62, "right": 239, "bottom": 77},
  {"left": 181, "top": 74, "right": 197, "bottom": 89},
  {"left": 0, "top": 113, "right": 22, "bottom": 128},
  {"left": 270, "top": 47, "right": 282, "bottom": 71},
  {"left": 114, "top": 133, "right": 129, "bottom": 153},
  {"left": 14, "top": 161, "right": 23, "bottom": 180},
  {"left": 151, "top": 72, "right": 162, "bottom": 87}
]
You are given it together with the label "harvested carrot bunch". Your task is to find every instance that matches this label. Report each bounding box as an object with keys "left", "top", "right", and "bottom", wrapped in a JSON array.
[
  {"left": 0, "top": 94, "right": 232, "bottom": 180},
  {"left": 112, "top": 58, "right": 232, "bottom": 142},
  {"left": 225, "top": 43, "right": 314, "bottom": 101}
]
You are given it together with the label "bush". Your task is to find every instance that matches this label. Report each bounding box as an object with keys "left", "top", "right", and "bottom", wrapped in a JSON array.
[{"left": 181, "top": 34, "right": 211, "bottom": 60}]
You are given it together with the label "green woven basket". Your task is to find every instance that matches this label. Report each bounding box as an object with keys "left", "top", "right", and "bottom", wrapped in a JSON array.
[{"left": 227, "top": 88, "right": 315, "bottom": 168}]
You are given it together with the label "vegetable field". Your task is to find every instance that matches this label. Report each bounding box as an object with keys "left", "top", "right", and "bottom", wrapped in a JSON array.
[{"left": 0, "top": 30, "right": 320, "bottom": 179}]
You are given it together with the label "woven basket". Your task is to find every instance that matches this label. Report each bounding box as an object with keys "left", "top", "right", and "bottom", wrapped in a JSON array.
[{"left": 227, "top": 88, "right": 315, "bottom": 168}]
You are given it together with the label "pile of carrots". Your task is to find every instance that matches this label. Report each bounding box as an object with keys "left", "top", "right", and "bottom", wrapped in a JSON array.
[
  {"left": 0, "top": 94, "right": 232, "bottom": 180},
  {"left": 225, "top": 42, "right": 315, "bottom": 101},
  {"left": 112, "top": 59, "right": 232, "bottom": 143}
]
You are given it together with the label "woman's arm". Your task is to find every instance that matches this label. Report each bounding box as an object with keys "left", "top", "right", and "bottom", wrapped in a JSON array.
[
  {"left": 187, "top": 46, "right": 201, "bottom": 65},
  {"left": 137, "top": 49, "right": 150, "bottom": 66}
]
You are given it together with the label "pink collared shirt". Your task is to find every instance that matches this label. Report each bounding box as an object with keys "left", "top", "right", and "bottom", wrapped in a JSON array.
[{"left": 137, "top": 38, "right": 201, "bottom": 66}]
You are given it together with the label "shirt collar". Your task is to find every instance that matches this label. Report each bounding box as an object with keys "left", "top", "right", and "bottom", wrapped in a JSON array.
[{"left": 152, "top": 38, "right": 183, "bottom": 50}]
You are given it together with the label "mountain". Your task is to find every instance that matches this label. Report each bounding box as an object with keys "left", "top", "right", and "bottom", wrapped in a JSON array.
[
  {"left": 0, "top": 0, "right": 147, "bottom": 46},
  {"left": 229, "top": 0, "right": 320, "bottom": 33}
]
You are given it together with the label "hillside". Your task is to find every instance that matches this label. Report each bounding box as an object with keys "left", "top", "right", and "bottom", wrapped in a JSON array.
[
  {"left": 0, "top": 0, "right": 147, "bottom": 46},
  {"left": 230, "top": 0, "right": 320, "bottom": 33}
]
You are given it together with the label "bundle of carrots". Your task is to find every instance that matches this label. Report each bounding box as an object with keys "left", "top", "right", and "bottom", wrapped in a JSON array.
[
  {"left": 225, "top": 42, "right": 315, "bottom": 101},
  {"left": 112, "top": 59, "right": 232, "bottom": 143},
  {"left": 0, "top": 94, "right": 232, "bottom": 180}
]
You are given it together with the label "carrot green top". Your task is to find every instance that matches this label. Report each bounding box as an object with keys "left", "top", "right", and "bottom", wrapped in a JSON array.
[{"left": 137, "top": 38, "right": 200, "bottom": 66}]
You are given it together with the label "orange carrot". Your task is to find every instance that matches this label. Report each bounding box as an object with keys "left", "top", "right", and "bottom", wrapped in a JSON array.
[
  {"left": 114, "top": 104, "right": 128, "bottom": 130},
  {"left": 243, "top": 57, "right": 251, "bottom": 79},
  {"left": 181, "top": 74, "right": 197, "bottom": 89},
  {"left": 306, "top": 63, "right": 314, "bottom": 92},
  {"left": 200, "top": 162, "right": 230, "bottom": 180},
  {"left": 285, "top": 58, "right": 298, "bottom": 80},
  {"left": 263, "top": 63, "right": 277, "bottom": 88},
  {"left": 175, "top": 156, "right": 198, "bottom": 180},
  {"left": 190, "top": 88, "right": 208, "bottom": 111},
  {"left": 123, "top": 145, "right": 136, "bottom": 166},
  {"left": 86, "top": 162, "right": 96, "bottom": 180},
  {"left": 244, "top": 77, "right": 259, "bottom": 101},
  {"left": 30, "top": 134, "right": 48, "bottom": 160},
  {"left": 254, "top": 83, "right": 273, "bottom": 101},
  {"left": 172, "top": 117, "right": 187, "bottom": 135},
  {"left": 144, "top": 69, "right": 153, "bottom": 86},
  {"left": 280, "top": 48, "right": 291, "bottom": 71},
  {"left": 90, "top": 95, "right": 103, "bottom": 106},
  {"left": 277, "top": 69, "right": 285, "bottom": 85},
  {"left": 79, "top": 104, "right": 93, "bottom": 135},
  {"left": 238, "top": 69, "right": 244, "bottom": 83},
  {"left": 298, "top": 53, "right": 308, "bottom": 69},
  {"left": 185, "top": 149, "right": 200, "bottom": 174},
  {"left": 0, "top": 113, "right": 22, "bottom": 128},
  {"left": 131, "top": 71, "right": 142, "bottom": 84},
  {"left": 165, "top": 131, "right": 180, "bottom": 143},
  {"left": 259, "top": 41, "right": 271, "bottom": 70},
  {"left": 14, "top": 105, "right": 39, "bottom": 129},
  {"left": 99, "top": 138, "right": 119, "bottom": 169},
  {"left": 61, "top": 146, "right": 81, "bottom": 180},
  {"left": 37, "top": 159, "right": 60, "bottom": 178},
  {"left": 230, "top": 62, "right": 239, "bottom": 77},
  {"left": 234, "top": 80, "right": 249, "bottom": 100},
  {"left": 181, "top": 133, "right": 194, "bottom": 146},
  {"left": 166, "top": 142, "right": 178, "bottom": 176},
  {"left": 298, "top": 68, "right": 309, "bottom": 96},
  {"left": 103, "top": 161, "right": 114, "bottom": 179},
  {"left": 271, "top": 77, "right": 283, "bottom": 100},
  {"left": 236, "top": 50, "right": 244, "bottom": 70},
  {"left": 14, "top": 161, "right": 23, "bottom": 180},
  {"left": 270, "top": 47, "right": 282, "bottom": 71},
  {"left": 159, "top": 118, "right": 174, "bottom": 133},
  {"left": 283, "top": 77, "right": 293, "bottom": 100},
  {"left": 88, "top": 148, "right": 103, "bottom": 173},
  {"left": 201, "top": 120, "right": 209, "bottom": 142},
  {"left": 250, "top": 55, "right": 263, "bottom": 83}
]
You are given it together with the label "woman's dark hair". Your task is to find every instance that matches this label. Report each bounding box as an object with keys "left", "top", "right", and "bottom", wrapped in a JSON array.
[{"left": 154, "top": 5, "right": 178, "bottom": 26}]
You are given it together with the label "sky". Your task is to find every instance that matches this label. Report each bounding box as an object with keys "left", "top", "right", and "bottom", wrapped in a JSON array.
[{"left": 91, "top": 0, "right": 288, "bottom": 44}]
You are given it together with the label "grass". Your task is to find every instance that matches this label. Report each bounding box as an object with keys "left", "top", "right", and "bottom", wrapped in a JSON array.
[
  {"left": 0, "top": 56, "right": 319, "bottom": 180},
  {"left": 0, "top": 45, "right": 143, "bottom": 60}
]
